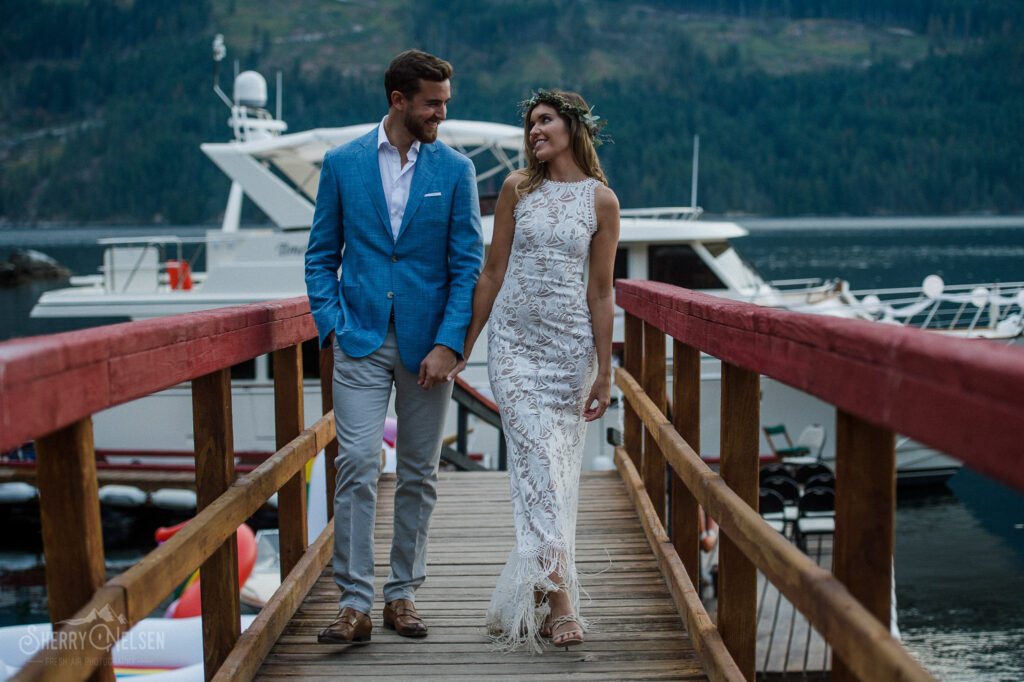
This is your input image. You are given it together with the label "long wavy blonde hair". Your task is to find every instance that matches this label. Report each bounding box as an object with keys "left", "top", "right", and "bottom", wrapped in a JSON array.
[{"left": 515, "top": 89, "right": 608, "bottom": 199}]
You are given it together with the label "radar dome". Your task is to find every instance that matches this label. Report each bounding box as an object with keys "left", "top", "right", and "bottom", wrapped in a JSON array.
[{"left": 234, "top": 71, "right": 267, "bottom": 108}]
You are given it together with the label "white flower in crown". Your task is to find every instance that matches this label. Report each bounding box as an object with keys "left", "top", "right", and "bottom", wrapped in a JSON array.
[{"left": 519, "top": 90, "right": 610, "bottom": 146}]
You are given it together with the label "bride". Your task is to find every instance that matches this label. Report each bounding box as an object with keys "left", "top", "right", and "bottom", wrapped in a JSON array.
[{"left": 450, "top": 89, "right": 619, "bottom": 652}]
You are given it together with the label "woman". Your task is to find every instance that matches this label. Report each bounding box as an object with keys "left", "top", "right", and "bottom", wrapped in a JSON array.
[{"left": 450, "top": 89, "right": 620, "bottom": 651}]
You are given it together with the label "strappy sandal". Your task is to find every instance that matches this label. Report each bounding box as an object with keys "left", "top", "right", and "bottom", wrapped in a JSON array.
[
  {"left": 535, "top": 588, "right": 553, "bottom": 638},
  {"left": 548, "top": 613, "right": 584, "bottom": 650}
]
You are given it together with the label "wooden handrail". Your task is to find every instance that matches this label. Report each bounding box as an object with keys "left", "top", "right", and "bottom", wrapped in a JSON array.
[
  {"left": 0, "top": 297, "right": 314, "bottom": 454},
  {"left": 609, "top": 278, "right": 1022, "bottom": 682},
  {"left": 12, "top": 413, "right": 333, "bottom": 681},
  {"left": 615, "top": 367, "right": 931, "bottom": 681},
  {"left": 1, "top": 297, "right": 325, "bottom": 682},
  {"left": 615, "top": 280, "right": 1024, "bottom": 491},
  {"left": 614, "top": 445, "right": 744, "bottom": 682}
]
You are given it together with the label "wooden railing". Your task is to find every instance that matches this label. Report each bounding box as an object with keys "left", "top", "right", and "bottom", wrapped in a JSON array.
[
  {"left": 614, "top": 279, "right": 1024, "bottom": 682},
  {"left": 0, "top": 297, "right": 335, "bottom": 682},
  {"left": 450, "top": 380, "right": 506, "bottom": 470}
]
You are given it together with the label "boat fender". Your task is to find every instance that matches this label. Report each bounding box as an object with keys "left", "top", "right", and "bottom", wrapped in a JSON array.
[
  {"left": 151, "top": 489, "right": 197, "bottom": 511},
  {"left": 169, "top": 524, "right": 257, "bottom": 618},
  {"left": 0, "top": 482, "right": 37, "bottom": 504},
  {"left": 98, "top": 484, "right": 148, "bottom": 508}
]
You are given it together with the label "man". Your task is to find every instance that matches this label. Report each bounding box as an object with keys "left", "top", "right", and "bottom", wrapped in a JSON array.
[{"left": 305, "top": 49, "right": 483, "bottom": 644}]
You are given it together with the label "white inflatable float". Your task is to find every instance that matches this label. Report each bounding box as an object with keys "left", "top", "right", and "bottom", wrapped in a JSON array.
[
  {"left": 1, "top": 449, "right": 334, "bottom": 680},
  {"left": 0, "top": 615, "right": 257, "bottom": 681}
]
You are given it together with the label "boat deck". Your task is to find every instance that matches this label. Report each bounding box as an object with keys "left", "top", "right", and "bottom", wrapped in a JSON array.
[
  {"left": 253, "top": 470, "right": 709, "bottom": 680},
  {"left": 0, "top": 466, "right": 197, "bottom": 491}
]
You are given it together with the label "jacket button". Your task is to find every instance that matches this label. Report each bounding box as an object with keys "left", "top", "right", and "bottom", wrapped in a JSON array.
[
  {"left": 392, "top": 256, "right": 398, "bottom": 263},
  {"left": 387, "top": 292, "right": 394, "bottom": 299}
]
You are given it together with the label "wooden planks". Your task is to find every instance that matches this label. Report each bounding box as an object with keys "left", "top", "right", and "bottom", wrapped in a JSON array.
[
  {"left": 253, "top": 471, "right": 709, "bottom": 681},
  {"left": 753, "top": 535, "right": 833, "bottom": 677}
]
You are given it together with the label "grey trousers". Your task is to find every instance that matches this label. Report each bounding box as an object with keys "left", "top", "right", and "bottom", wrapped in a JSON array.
[{"left": 331, "top": 325, "right": 453, "bottom": 614}]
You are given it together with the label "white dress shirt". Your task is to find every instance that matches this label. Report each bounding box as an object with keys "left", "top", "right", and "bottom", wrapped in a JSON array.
[{"left": 377, "top": 116, "right": 420, "bottom": 240}]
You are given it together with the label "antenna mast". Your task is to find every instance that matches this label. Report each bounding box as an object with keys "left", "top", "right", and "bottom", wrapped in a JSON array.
[
  {"left": 691, "top": 134, "right": 700, "bottom": 214},
  {"left": 211, "top": 34, "right": 233, "bottom": 108}
]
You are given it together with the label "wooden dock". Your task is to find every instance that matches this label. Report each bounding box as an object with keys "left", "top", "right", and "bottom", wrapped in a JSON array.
[
  {"left": 756, "top": 535, "right": 833, "bottom": 677},
  {"left": 253, "top": 470, "right": 709, "bottom": 680},
  {"left": 10, "top": 286, "right": 998, "bottom": 681}
]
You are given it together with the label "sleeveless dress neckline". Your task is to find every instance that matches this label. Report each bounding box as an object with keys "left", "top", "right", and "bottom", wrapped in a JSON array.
[{"left": 543, "top": 177, "right": 591, "bottom": 185}]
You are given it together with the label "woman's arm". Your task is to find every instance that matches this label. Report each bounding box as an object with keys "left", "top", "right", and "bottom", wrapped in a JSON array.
[
  {"left": 447, "top": 171, "right": 522, "bottom": 380},
  {"left": 583, "top": 183, "right": 621, "bottom": 422}
]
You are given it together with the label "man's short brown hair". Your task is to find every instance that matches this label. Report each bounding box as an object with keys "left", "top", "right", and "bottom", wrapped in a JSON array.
[{"left": 384, "top": 49, "right": 453, "bottom": 107}]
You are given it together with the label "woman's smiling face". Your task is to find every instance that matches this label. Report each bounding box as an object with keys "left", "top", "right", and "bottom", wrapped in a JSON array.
[{"left": 528, "top": 103, "right": 570, "bottom": 163}]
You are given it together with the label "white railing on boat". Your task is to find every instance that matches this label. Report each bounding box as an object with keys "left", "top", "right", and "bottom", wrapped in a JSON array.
[{"left": 766, "top": 276, "right": 1024, "bottom": 339}]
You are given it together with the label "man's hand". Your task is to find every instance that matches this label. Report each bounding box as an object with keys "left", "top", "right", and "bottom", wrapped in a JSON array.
[{"left": 418, "top": 345, "right": 459, "bottom": 390}]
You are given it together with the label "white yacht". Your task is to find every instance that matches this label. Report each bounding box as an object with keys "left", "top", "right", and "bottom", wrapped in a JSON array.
[{"left": 30, "top": 48, "right": 1024, "bottom": 483}]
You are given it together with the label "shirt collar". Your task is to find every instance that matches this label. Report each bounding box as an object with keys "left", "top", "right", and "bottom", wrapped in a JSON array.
[{"left": 378, "top": 116, "right": 420, "bottom": 158}]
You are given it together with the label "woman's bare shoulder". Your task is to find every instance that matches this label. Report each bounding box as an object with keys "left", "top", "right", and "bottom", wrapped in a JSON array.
[
  {"left": 503, "top": 169, "right": 528, "bottom": 188},
  {"left": 594, "top": 183, "right": 619, "bottom": 212}
]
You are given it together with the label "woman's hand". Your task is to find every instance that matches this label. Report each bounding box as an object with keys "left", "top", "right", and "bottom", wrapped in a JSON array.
[
  {"left": 446, "top": 356, "right": 468, "bottom": 383},
  {"left": 583, "top": 374, "right": 612, "bottom": 422}
]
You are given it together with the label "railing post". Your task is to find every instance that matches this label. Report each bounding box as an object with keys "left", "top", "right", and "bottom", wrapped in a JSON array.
[
  {"left": 832, "top": 409, "right": 896, "bottom": 682},
  {"left": 642, "top": 320, "right": 667, "bottom": 525},
  {"left": 671, "top": 340, "right": 701, "bottom": 587},
  {"left": 35, "top": 417, "right": 115, "bottom": 682},
  {"left": 192, "top": 368, "right": 240, "bottom": 681},
  {"left": 623, "top": 312, "right": 644, "bottom": 469},
  {"left": 275, "top": 344, "right": 308, "bottom": 577},
  {"left": 319, "top": 344, "right": 337, "bottom": 521},
  {"left": 718, "top": 361, "right": 759, "bottom": 681},
  {"left": 457, "top": 404, "right": 469, "bottom": 454}
]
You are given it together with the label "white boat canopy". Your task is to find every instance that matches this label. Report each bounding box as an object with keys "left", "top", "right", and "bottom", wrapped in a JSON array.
[{"left": 201, "top": 120, "right": 525, "bottom": 230}]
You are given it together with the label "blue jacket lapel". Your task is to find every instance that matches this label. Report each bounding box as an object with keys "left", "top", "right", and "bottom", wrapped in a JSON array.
[
  {"left": 358, "top": 131, "right": 390, "bottom": 235},
  {"left": 397, "top": 143, "right": 439, "bottom": 241}
]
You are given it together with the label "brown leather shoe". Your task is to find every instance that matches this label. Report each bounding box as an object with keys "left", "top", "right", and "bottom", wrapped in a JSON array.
[
  {"left": 383, "top": 599, "right": 428, "bottom": 638},
  {"left": 317, "top": 607, "right": 372, "bottom": 644}
]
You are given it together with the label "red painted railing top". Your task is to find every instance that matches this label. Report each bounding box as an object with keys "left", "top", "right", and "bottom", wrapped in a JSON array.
[
  {"left": 616, "top": 279, "right": 1024, "bottom": 492},
  {"left": 0, "top": 297, "right": 315, "bottom": 452}
]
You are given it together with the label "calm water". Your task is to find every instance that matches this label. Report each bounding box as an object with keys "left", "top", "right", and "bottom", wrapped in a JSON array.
[{"left": 2, "top": 219, "right": 1024, "bottom": 680}]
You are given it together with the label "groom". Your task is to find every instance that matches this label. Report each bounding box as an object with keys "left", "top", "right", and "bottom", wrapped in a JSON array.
[{"left": 305, "top": 49, "right": 483, "bottom": 643}]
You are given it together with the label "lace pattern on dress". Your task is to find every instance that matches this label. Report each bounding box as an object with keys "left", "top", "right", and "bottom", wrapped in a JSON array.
[{"left": 485, "top": 178, "right": 600, "bottom": 652}]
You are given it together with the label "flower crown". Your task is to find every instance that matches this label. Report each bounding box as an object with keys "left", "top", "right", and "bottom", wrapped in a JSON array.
[{"left": 519, "top": 89, "right": 609, "bottom": 146}]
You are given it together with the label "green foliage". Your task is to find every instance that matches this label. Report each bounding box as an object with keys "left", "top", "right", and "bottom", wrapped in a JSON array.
[{"left": 1, "top": 0, "right": 1022, "bottom": 222}]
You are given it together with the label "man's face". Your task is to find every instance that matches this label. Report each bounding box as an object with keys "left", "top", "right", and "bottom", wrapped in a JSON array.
[{"left": 400, "top": 79, "right": 450, "bottom": 144}]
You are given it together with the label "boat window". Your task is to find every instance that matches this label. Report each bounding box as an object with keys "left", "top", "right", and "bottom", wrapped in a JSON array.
[
  {"left": 705, "top": 240, "right": 766, "bottom": 289},
  {"left": 231, "top": 358, "right": 256, "bottom": 380},
  {"left": 648, "top": 244, "right": 726, "bottom": 289},
  {"left": 704, "top": 241, "right": 731, "bottom": 258},
  {"left": 266, "top": 339, "right": 323, "bottom": 380},
  {"left": 613, "top": 248, "right": 629, "bottom": 281},
  {"left": 302, "top": 339, "right": 322, "bottom": 379}
]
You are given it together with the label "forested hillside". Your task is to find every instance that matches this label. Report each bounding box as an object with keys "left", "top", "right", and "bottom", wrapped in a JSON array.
[{"left": 1, "top": 0, "right": 1022, "bottom": 223}]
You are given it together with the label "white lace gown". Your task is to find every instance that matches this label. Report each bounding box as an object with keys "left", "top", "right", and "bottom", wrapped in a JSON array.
[{"left": 485, "top": 178, "right": 600, "bottom": 652}]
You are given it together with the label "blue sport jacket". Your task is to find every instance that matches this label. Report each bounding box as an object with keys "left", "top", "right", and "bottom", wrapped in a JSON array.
[{"left": 305, "top": 126, "right": 483, "bottom": 374}]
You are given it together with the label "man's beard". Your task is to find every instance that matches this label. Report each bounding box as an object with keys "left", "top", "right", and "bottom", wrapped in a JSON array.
[{"left": 404, "top": 110, "right": 439, "bottom": 144}]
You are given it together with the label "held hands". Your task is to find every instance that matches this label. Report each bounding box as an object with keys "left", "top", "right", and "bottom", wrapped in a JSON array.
[
  {"left": 419, "top": 345, "right": 459, "bottom": 390},
  {"left": 447, "top": 355, "right": 468, "bottom": 383},
  {"left": 583, "top": 374, "right": 612, "bottom": 422}
]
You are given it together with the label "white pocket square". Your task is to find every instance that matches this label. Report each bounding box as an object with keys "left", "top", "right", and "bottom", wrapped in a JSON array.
[{"left": 423, "top": 191, "right": 442, "bottom": 197}]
